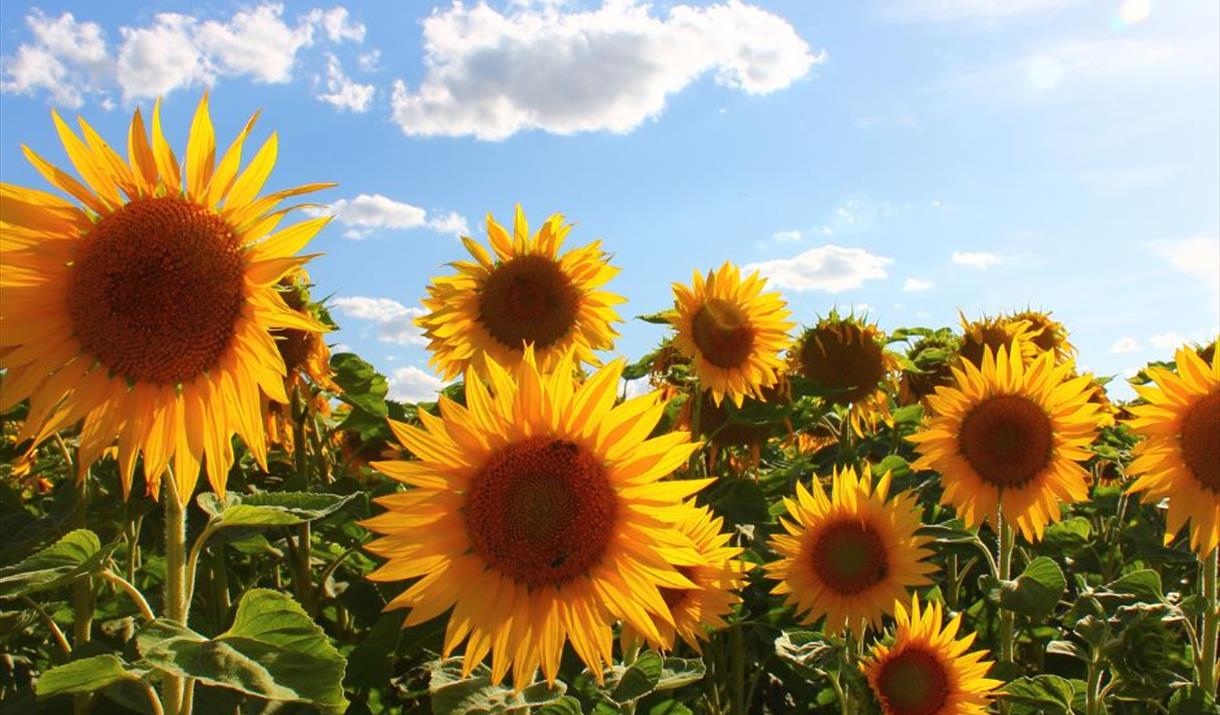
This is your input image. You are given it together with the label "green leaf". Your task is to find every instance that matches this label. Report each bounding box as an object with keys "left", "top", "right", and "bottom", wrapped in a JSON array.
[
  {"left": 0, "top": 529, "right": 118, "bottom": 598},
  {"left": 331, "top": 352, "right": 389, "bottom": 416},
  {"left": 137, "top": 589, "right": 347, "bottom": 713},
  {"left": 656, "top": 657, "right": 706, "bottom": 691},
  {"left": 636, "top": 311, "right": 675, "bottom": 325},
  {"left": 1168, "top": 685, "right": 1218, "bottom": 715},
  {"left": 1102, "top": 569, "right": 1164, "bottom": 603},
  {"left": 706, "top": 479, "right": 770, "bottom": 527},
  {"left": 649, "top": 700, "right": 695, "bottom": 715},
  {"left": 36, "top": 654, "right": 142, "bottom": 697},
  {"left": 1046, "top": 640, "right": 1088, "bottom": 662},
  {"left": 1002, "top": 675, "right": 1076, "bottom": 715},
  {"left": 537, "top": 696, "right": 584, "bottom": 715},
  {"left": 611, "top": 651, "right": 663, "bottom": 703},
  {"left": 428, "top": 658, "right": 567, "bottom": 714},
  {"left": 774, "top": 630, "right": 840, "bottom": 677},
  {"left": 997, "top": 556, "right": 1066, "bottom": 620},
  {"left": 197, "top": 491, "right": 358, "bottom": 528}
]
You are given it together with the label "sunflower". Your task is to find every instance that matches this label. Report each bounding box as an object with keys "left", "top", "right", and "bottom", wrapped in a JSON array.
[
  {"left": 670, "top": 262, "right": 794, "bottom": 408},
  {"left": 272, "top": 269, "right": 338, "bottom": 393},
  {"left": 862, "top": 594, "right": 1002, "bottom": 715},
  {"left": 623, "top": 503, "right": 746, "bottom": 653},
  {"left": 908, "top": 346, "right": 1102, "bottom": 542},
  {"left": 1006, "top": 308, "right": 1075, "bottom": 363},
  {"left": 363, "top": 349, "right": 711, "bottom": 688},
  {"left": 1125, "top": 345, "right": 1220, "bottom": 556},
  {"left": 790, "top": 313, "right": 898, "bottom": 436},
  {"left": 898, "top": 330, "right": 963, "bottom": 407},
  {"left": 958, "top": 311, "right": 1037, "bottom": 368},
  {"left": 0, "top": 94, "right": 330, "bottom": 502},
  {"left": 764, "top": 465, "right": 936, "bottom": 639},
  {"left": 683, "top": 379, "right": 790, "bottom": 473},
  {"left": 417, "top": 206, "right": 624, "bottom": 380}
]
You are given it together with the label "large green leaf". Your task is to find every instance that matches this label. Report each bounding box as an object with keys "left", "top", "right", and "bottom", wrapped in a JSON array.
[
  {"left": 428, "top": 658, "right": 567, "bottom": 714},
  {"left": 994, "top": 556, "right": 1067, "bottom": 620},
  {"left": 136, "top": 588, "right": 347, "bottom": 713},
  {"left": 1002, "top": 675, "right": 1076, "bottom": 715},
  {"left": 331, "top": 352, "right": 389, "bottom": 416},
  {"left": 197, "top": 491, "right": 358, "bottom": 528},
  {"left": 0, "top": 529, "right": 117, "bottom": 598},
  {"left": 611, "top": 651, "right": 663, "bottom": 703},
  {"left": 36, "top": 654, "right": 143, "bottom": 697},
  {"left": 656, "top": 657, "right": 706, "bottom": 691}
]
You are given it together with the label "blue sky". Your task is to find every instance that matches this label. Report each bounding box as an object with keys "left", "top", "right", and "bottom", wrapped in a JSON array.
[{"left": 2, "top": 0, "right": 1217, "bottom": 401}]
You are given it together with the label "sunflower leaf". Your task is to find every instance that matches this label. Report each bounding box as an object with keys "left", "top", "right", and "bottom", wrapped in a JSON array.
[
  {"left": 427, "top": 657, "right": 567, "bottom": 714},
  {"left": 994, "top": 556, "right": 1067, "bottom": 620},
  {"left": 610, "top": 650, "right": 663, "bottom": 703},
  {"left": 0, "top": 529, "right": 118, "bottom": 599},
  {"left": 35, "top": 654, "right": 145, "bottom": 697},
  {"left": 197, "top": 491, "right": 358, "bottom": 528},
  {"left": 1001, "top": 674, "right": 1076, "bottom": 715}
]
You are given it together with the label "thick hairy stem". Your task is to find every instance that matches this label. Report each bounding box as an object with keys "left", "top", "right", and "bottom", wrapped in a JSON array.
[
  {"left": 292, "top": 388, "right": 316, "bottom": 615},
  {"left": 1201, "top": 547, "right": 1218, "bottom": 698},
  {"left": 729, "top": 622, "right": 746, "bottom": 715},
  {"left": 60, "top": 437, "right": 93, "bottom": 715},
  {"left": 997, "top": 514, "right": 1016, "bottom": 715},
  {"left": 162, "top": 475, "right": 188, "bottom": 715}
]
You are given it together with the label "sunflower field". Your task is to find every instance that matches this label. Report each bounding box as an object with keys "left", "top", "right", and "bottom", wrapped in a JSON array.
[{"left": 1, "top": 96, "right": 1218, "bottom": 715}]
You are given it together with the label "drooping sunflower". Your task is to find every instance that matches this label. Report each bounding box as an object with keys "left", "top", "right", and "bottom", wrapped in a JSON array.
[
  {"left": 898, "top": 330, "right": 963, "bottom": 407},
  {"left": 958, "top": 311, "right": 1037, "bottom": 368},
  {"left": 0, "top": 95, "right": 330, "bottom": 502},
  {"left": 272, "top": 269, "right": 338, "bottom": 393},
  {"left": 670, "top": 262, "right": 794, "bottom": 408},
  {"left": 862, "top": 595, "right": 1002, "bottom": 715},
  {"left": 417, "top": 206, "right": 624, "bottom": 380},
  {"left": 363, "top": 349, "right": 711, "bottom": 688},
  {"left": 683, "top": 379, "right": 790, "bottom": 473},
  {"left": 765, "top": 465, "right": 936, "bottom": 639},
  {"left": 624, "top": 503, "right": 746, "bottom": 653},
  {"left": 1005, "top": 308, "right": 1075, "bottom": 363},
  {"left": 790, "top": 312, "right": 899, "bottom": 436},
  {"left": 1125, "top": 345, "right": 1220, "bottom": 556},
  {"left": 908, "top": 346, "right": 1102, "bottom": 542}
]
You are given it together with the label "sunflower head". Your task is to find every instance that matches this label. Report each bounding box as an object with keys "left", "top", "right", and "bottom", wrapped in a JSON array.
[
  {"left": 670, "top": 262, "right": 795, "bottom": 408},
  {"left": 899, "top": 329, "right": 964, "bottom": 407},
  {"left": 1005, "top": 308, "right": 1075, "bottom": 362},
  {"left": 1125, "top": 344, "right": 1220, "bottom": 556},
  {"left": 862, "top": 594, "right": 1002, "bottom": 715},
  {"left": 764, "top": 465, "right": 936, "bottom": 639},
  {"left": 1, "top": 94, "right": 331, "bottom": 503},
  {"left": 790, "top": 312, "right": 898, "bottom": 435},
  {"left": 417, "top": 206, "right": 624, "bottom": 381},
  {"left": 363, "top": 349, "right": 713, "bottom": 688},
  {"left": 271, "top": 269, "right": 339, "bottom": 393},
  {"left": 909, "top": 346, "right": 1104, "bottom": 542},
  {"left": 958, "top": 311, "right": 1037, "bottom": 368}
]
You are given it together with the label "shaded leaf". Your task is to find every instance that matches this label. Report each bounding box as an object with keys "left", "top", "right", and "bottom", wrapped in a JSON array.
[
  {"left": 1002, "top": 675, "right": 1075, "bottom": 715},
  {"left": 612, "top": 651, "right": 663, "bottom": 703},
  {"left": 428, "top": 658, "right": 566, "bottom": 714},
  {"left": 996, "top": 556, "right": 1066, "bottom": 620},
  {"left": 36, "top": 654, "right": 141, "bottom": 696},
  {"left": 0, "top": 529, "right": 117, "bottom": 598},
  {"left": 197, "top": 491, "right": 357, "bottom": 528}
]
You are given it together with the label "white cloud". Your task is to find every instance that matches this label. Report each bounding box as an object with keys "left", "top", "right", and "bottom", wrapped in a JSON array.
[
  {"left": 1153, "top": 235, "right": 1220, "bottom": 312},
  {"left": 389, "top": 1, "right": 822, "bottom": 140},
  {"left": 772, "top": 229, "right": 802, "bottom": 242},
  {"left": 317, "top": 53, "right": 374, "bottom": 112},
  {"left": 312, "top": 6, "right": 366, "bottom": 43},
  {"left": 388, "top": 366, "right": 447, "bottom": 403},
  {"left": 428, "top": 211, "right": 470, "bottom": 237},
  {"left": 902, "top": 277, "right": 934, "bottom": 292},
  {"left": 877, "top": 0, "right": 1080, "bottom": 23},
  {"left": 621, "top": 378, "right": 653, "bottom": 399},
  {"left": 357, "top": 49, "right": 380, "bottom": 72},
  {"left": 331, "top": 296, "right": 426, "bottom": 345},
  {"left": 951, "top": 251, "right": 1005, "bottom": 269},
  {"left": 312, "top": 194, "right": 469, "bottom": 239},
  {"left": 1109, "top": 337, "right": 1141, "bottom": 354},
  {"left": 1149, "top": 332, "right": 1188, "bottom": 351},
  {"left": 194, "top": 4, "right": 317, "bottom": 84},
  {"left": 1, "top": 10, "right": 110, "bottom": 107},
  {"left": 746, "top": 245, "right": 891, "bottom": 293},
  {"left": 116, "top": 14, "right": 211, "bottom": 100}
]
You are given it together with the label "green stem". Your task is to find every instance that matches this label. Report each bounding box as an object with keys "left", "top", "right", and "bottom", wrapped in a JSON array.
[
  {"left": 826, "top": 670, "right": 849, "bottom": 715},
  {"left": 688, "top": 383, "right": 703, "bottom": 476},
  {"left": 162, "top": 474, "right": 188, "bottom": 715},
  {"left": 139, "top": 679, "right": 166, "bottom": 715},
  {"left": 99, "top": 570, "right": 155, "bottom": 622},
  {"left": 1085, "top": 650, "right": 1103, "bottom": 715},
  {"left": 729, "top": 622, "right": 746, "bottom": 715},
  {"left": 1200, "top": 547, "right": 1218, "bottom": 698},
  {"left": 21, "top": 594, "right": 71, "bottom": 659},
  {"left": 292, "top": 388, "right": 315, "bottom": 615},
  {"left": 997, "top": 514, "right": 1016, "bottom": 715},
  {"left": 184, "top": 522, "right": 220, "bottom": 608},
  {"left": 59, "top": 436, "right": 93, "bottom": 715}
]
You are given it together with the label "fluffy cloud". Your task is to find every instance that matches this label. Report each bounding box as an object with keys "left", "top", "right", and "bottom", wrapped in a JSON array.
[
  {"left": 1, "top": 10, "right": 110, "bottom": 107},
  {"left": 902, "top": 277, "right": 934, "bottom": 292},
  {"left": 951, "top": 251, "right": 1005, "bottom": 269},
  {"left": 1109, "top": 337, "right": 1141, "bottom": 354},
  {"left": 772, "top": 230, "right": 802, "bottom": 242},
  {"left": 746, "top": 245, "right": 891, "bottom": 292},
  {"left": 1149, "top": 332, "right": 1189, "bottom": 350},
  {"left": 1154, "top": 235, "right": 1220, "bottom": 312},
  {"left": 388, "top": 366, "right": 447, "bottom": 403},
  {"left": 331, "top": 296, "right": 426, "bottom": 345},
  {"left": 317, "top": 53, "right": 374, "bottom": 111},
  {"left": 390, "top": 1, "right": 822, "bottom": 140},
  {"left": 428, "top": 211, "right": 470, "bottom": 237},
  {"left": 313, "top": 194, "right": 469, "bottom": 239}
]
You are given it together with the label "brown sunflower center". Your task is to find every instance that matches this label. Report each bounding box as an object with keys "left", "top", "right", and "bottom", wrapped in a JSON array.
[
  {"left": 477, "top": 255, "right": 580, "bottom": 351},
  {"left": 960, "top": 325, "right": 1014, "bottom": 367},
  {"left": 692, "top": 299, "right": 755, "bottom": 369},
  {"left": 1181, "top": 390, "right": 1220, "bottom": 493},
  {"left": 464, "top": 437, "right": 617, "bottom": 589},
  {"left": 958, "top": 394, "right": 1053, "bottom": 489},
  {"left": 799, "top": 327, "right": 886, "bottom": 404},
  {"left": 876, "top": 648, "right": 951, "bottom": 715},
  {"left": 811, "top": 519, "right": 889, "bottom": 595},
  {"left": 67, "top": 196, "right": 245, "bottom": 385},
  {"left": 658, "top": 566, "right": 697, "bottom": 611}
]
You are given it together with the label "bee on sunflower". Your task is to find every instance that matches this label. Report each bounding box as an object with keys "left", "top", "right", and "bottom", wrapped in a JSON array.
[
  {"left": 1, "top": 94, "right": 331, "bottom": 501},
  {"left": 790, "top": 311, "right": 899, "bottom": 436},
  {"left": 417, "top": 205, "right": 624, "bottom": 380},
  {"left": 957, "top": 311, "right": 1037, "bottom": 369}
]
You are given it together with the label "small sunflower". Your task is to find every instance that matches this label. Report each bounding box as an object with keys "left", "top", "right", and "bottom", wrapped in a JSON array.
[
  {"left": 417, "top": 206, "right": 624, "bottom": 380},
  {"left": 908, "top": 346, "right": 1102, "bottom": 542},
  {"left": 862, "top": 595, "right": 1002, "bottom": 715},
  {"left": 898, "top": 330, "right": 963, "bottom": 407},
  {"left": 624, "top": 503, "right": 746, "bottom": 653},
  {"left": 1125, "top": 345, "right": 1220, "bottom": 555},
  {"left": 0, "top": 95, "right": 331, "bottom": 502},
  {"left": 670, "top": 262, "right": 794, "bottom": 408},
  {"left": 1006, "top": 308, "right": 1075, "bottom": 363},
  {"left": 363, "top": 349, "right": 711, "bottom": 688},
  {"left": 765, "top": 465, "right": 936, "bottom": 639},
  {"left": 272, "top": 269, "right": 338, "bottom": 393},
  {"left": 958, "top": 311, "right": 1037, "bottom": 368},
  {"left": 790, "top": 313, "right": 898, "bottom": 436}
]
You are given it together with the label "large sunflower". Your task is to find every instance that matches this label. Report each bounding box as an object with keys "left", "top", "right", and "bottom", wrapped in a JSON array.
[
  {"left": 791, "top": 313, "right": 898, "bottom": 436},
  {"left": 417, "top": 206, "right": 624, "bottom": 380},
  {"left": 0, "top": 95, "right": 330, "bottom": 502},
  {"left": 908, "top": 346, "right": 1102, "bottom": 542},
  {"left": 624, "top": 503, "right": 746, "bottom": 653},
  {"left": 670, "top": 262, "right": 794, "bottom": 408},
  {"left": 958, "top": 311, "right": 1037, "bottom": 368},
  {"left": 1125, "top": 345, "right": 1220, "bottom": 556},
  {"left": 862, "top": 594, "right": 1002, "bottom": 715},
  {"left": 765, "top": 465, "right": 936, "bottom": 639},
  {"left": 363, "top": 349, "right": 712, "bottom": 688}
]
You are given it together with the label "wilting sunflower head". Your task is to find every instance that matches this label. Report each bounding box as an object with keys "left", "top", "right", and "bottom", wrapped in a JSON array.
[
  {"left": 1125, "top": 344, "right": 1220, "bottom": 556},
  {"left": 862, "top": 594, "right": 1002, "bottom": 715},
  {"left": 764, "top": 465, "right": 936, "bottom": 639},
  {"left": 623, "top": 502, "right": 746, "bottom": 653},
  {"left": 417, "top": 205, "right": 624, "bottom": 381},
  {"left": 899, "top": 330, "right": 964, "bottom": 407},
  {"left": 362, "top": 349, "right": 713, "bottom": 689},
  {"left": 270, "top": 270, "right": 338, "bottom": 393},
  {"left": 908, "top": 346, "right": 1104, "bottom": 542},
  {"left": 791, "top": 313, "right": 898, "bottom": 435},
  {"left": 0, "top": 94, "right": 332, "bottom": 503},
  {"left": 670, "top": 262, "right": 795, "bottom": 408},
  {"left": 1005, "top": 308, "right": 1075, "bottom": 363},
  {"left": 958, "top": 311, "right": 1037, "bottom": 369}
]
